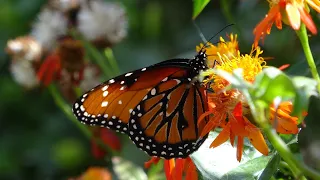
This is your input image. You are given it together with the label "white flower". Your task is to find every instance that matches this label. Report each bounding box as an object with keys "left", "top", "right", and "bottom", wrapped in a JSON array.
[
  {"left": 77, "top": 0, "right": 127, "bottom": 45},
  {"left": 10, "top": 60, "right": 39, "bottom": 89},
  {"left": 80, "top": 64, "right": 100, "bottom": 92},
  {"left": 6, "top": 36, "right": 42, "bottom": 62},
  {"left": 31, "top": 8, "right": 68, "bottom": 51}
]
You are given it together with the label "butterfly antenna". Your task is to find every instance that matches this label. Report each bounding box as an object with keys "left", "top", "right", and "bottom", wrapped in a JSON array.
[{"left": 200, "top": 24, "right": 235, "bottom": 52}]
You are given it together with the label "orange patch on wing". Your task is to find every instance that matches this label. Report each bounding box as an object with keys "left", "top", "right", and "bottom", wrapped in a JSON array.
[
  {"left": 170, "top": 70, "right": 187, "bottom": 79},
  {"left": 158, "top": 80, "right": 179, "bottom": 93},
  {"left": 168, "top": 113, "right": 181, "bottom": 144},
  {"left": 110, "top": 91, "right": 138, "bottom": 118},
  {"left": 140, "top": 104, "right": 162, "bottom": 129},
  {"left": 82, "top": 84, "right": 120, "bottom": 115},
  {"left": 182, "top": 89, "right": 196, "bottom": 140},
  {"left": 144, "top": 112, "right": 163, "bottom": 137},
  {"left": 166, "top": 84, "right": 186, "bottom": 116},
  {"left": 144, "top": 94, "right": 164, "bottom": 111},
  {"left": 118, "top": 89, "right": 150, "bottom": 123},
  {"left": 154, "top": 123, "right": 168, "bottom": 143},
  {"left": 196, "top": 88, "right": 207, "bottom": 132},
  {"left": 129, "top": 67, "right": 181, "bottom": 90}
]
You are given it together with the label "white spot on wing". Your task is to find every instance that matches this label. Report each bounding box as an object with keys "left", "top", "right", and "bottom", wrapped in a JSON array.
[
  {"left": 109, "top": 79, "right": 115, "bottom": 83},
  {"left": 162, "top": 77, "right": 168, "bottom": 82},
  {"left": 141, "top": 68, "right": 147, "bottom": 71},
  {"left": 118, "top": 100, "right": 122, "bottom": 104},
  {"left": 125, "top": 72, "right": 133, "bottom": 77},
  {"left": 103, "top": 91, "right": 109, "bottom": 97},
  {"left": 101, "top": 101, "right": 108, "bottom": 107},
  {"left": 102, "top": 85, "right": 109, "bottom": 91},
  {"left": 151, "top": 88, "right": 156, "bottom": 95},
  {"left": 120, "top": 86, "right": 125, "bottom": 90}
]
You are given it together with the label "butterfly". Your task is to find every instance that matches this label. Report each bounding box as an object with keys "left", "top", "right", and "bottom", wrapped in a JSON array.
[{"left": 72, "top": 49, "right": 209, "bottom": 159}]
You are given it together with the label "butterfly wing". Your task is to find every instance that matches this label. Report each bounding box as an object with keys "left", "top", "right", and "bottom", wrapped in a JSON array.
[{"left": 72, "top": 59, "right": 208, "bottom": 158}]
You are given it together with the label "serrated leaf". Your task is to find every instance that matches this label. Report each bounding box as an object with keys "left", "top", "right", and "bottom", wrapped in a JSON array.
[
  {"left": 193, "top": 0, "right": 211, "bottom": 19},
  {"left": 112, "top": 157, "right": 147, "bottom": 180},
  {"left": 258, "top": 153, "right": 281, "bottom": 180}
]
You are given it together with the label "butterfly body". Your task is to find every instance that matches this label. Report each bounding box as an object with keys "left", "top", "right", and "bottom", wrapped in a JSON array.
[{"left": 72, "top": 50, "right": 209, "bottom": 159}]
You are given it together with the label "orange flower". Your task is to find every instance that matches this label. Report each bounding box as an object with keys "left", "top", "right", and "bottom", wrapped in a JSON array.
[
  {"left": 145, "top": 157, "right": 198, "bottom": 180},
  {"left": 253, "top": 0, "right": 319, "bottom": 46},
  {"left": 198, "top": 38, "right": 302, "bottom": 161},
  {"left": 69, "top": 167, "right": 112, "bottom": 180}
]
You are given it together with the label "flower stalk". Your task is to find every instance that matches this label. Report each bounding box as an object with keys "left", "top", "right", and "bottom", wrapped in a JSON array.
[
  {"left": 253, "top": 102, "right": 320, "bottom": 180},
  {"left": 296, "top": 24, "right": 320, "bottom": 92},
  {"left": 48, "top": 84, "right": 119, "bottom": 157}
]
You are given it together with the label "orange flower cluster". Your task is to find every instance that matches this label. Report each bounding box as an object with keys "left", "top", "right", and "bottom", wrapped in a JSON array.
[
  {"left": 254, "top": 0, "right": 319, "bottom": 46},
  {"left": 145, "top": 157, "right": 198, "bottom": 180},
  {"left": 198, "top": 35, "right": 302, "bottom": 162}
]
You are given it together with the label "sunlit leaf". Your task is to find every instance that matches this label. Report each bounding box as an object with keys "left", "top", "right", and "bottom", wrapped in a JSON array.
[
  {"left": 192, "top": 131, "right": 271, "bottom": 180},
  {"left": 112, "top": 156, "right": 148, "bottom": 180},
  {"left": 193, "top": 0, "right": 211, "bottom": 19}
]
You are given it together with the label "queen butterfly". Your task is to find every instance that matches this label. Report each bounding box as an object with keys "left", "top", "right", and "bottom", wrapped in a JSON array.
[{"left": 72, "top": 49, "right": 209, "bottom": 159}]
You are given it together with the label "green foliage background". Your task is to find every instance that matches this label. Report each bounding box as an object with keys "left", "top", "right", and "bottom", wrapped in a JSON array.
[{"left": 0, "top": 0, "right": 320, "bottom": 179}]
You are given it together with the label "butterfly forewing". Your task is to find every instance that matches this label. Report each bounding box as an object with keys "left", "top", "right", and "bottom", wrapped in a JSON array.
[
  {"left": 72, "top": 64, "right": 185, "bottom": 134},
  {"left": 72, "top": 50, "right": 209, "bottom": 159}
]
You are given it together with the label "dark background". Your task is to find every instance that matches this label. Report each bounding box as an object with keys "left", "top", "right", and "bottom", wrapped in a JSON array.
[{"left": 1, "top": 0, "right": 319, "bottom": 179}]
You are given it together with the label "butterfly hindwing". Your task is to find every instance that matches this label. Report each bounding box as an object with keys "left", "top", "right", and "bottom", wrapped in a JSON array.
[{"left": 127, "top": 69, "right": 208, "bottom": 158}]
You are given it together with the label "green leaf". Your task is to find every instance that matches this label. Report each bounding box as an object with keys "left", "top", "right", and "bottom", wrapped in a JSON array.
[
  {"left": 192, "top": 131, "right": 271, "bottom": 180},
  {"left": 257, "top": 67, "right": 296, "bottom": 104},
  {"left": 112, "top": 156, "right": 148, "bottom": 180},
  {"left": 258, "top": 153, "right": 281, "bottom": 180},
  {"left": 192, "top": 0, "right": 211, "bottom": 19},
  {"left": 147, "top": 160, "right": 166, "bottom": 180},
  {"left": 291, "top": 76, "right": 318, "bottom": 118},
  {"left": 221, "top": 155, "right": 272, "bottom": 180}
]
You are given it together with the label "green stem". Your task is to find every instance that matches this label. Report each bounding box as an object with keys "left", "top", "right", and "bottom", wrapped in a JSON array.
[
  {"left": 296, "top": 24, "right": 320, "bottom": 92},
  {"left": 70, "top": 30, "right": 113, "bottom": 78},
  {"left": 104, "top": 48, "right": 120, "bottom": 75},
  {"left": 48, "top": 84, "right": 119, "bottom": 157},
  {"left": 256, "top": 111, "right": 320, "bottom": 180}
]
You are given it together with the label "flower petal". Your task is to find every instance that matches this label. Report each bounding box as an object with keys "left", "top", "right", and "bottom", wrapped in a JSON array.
[
  {"left": 186, "top": 159, "right": 198, "bottom": 180},
  {"left": 210, "top": 122, "right": 231, "bottom": 148},
  {"left": 174, "top": 158, "right": 184, "bottom": 180},
  {"left": 236, "top": 136, "right": 244, "bottom": 162},
  {"left": 164, "top": 159, "right": 175, "bottom": 180},
  {"left": 246, "top": 127, "right": 269, "bottom": 155},
  {"left": 286, "top": 3, "right": 301, "bottom": 30},
  {"left": 299, "top": 7, "right": 317, "bottom": 34},
  {"left": 144, "top": 157, "right": 160, "bottom": 169}
]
